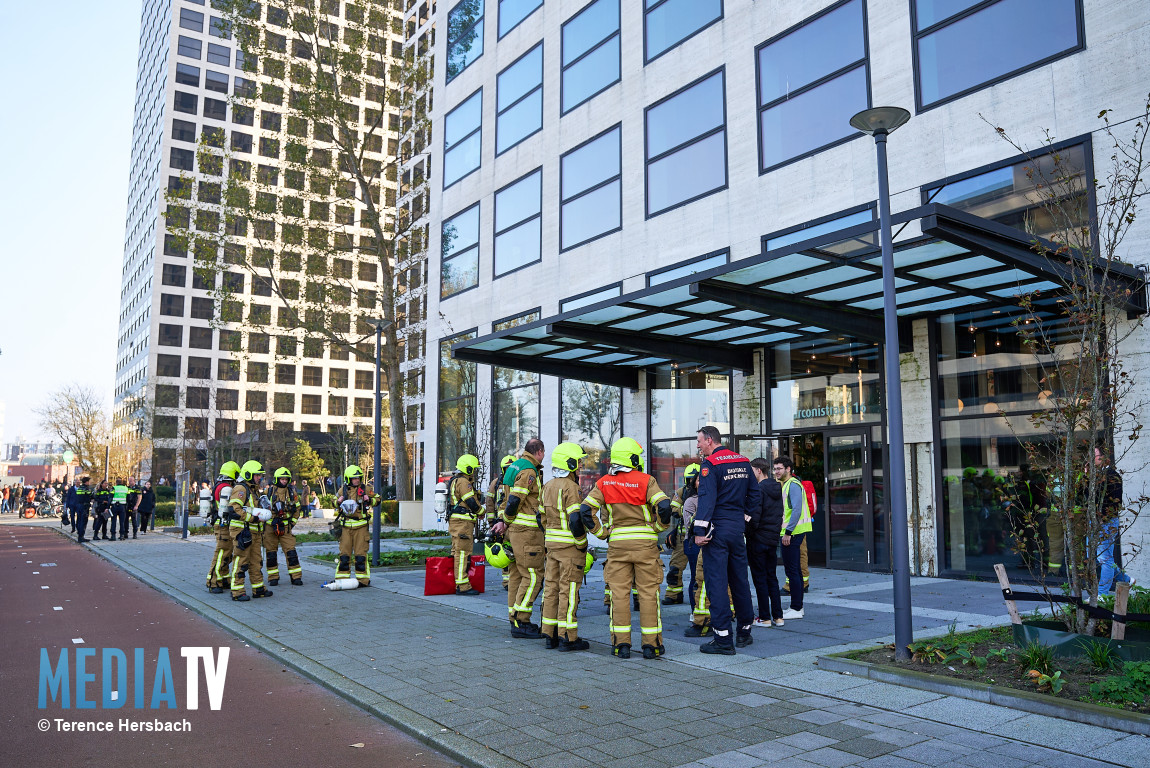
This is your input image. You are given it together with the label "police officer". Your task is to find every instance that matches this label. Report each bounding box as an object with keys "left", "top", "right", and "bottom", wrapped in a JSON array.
[
  {"left": 92, "top": 480, "right": 114, "bottom": 541},
  {"left": 486, "top": 454, "right": 515, "bottom": 590},
  {"left": 206, "top": 461, "right": 239, "bottom": 594},
  {"left": 266, "top": 467, "right": 303, "bottom": 586},
  {"left": 73, "top": 476, "right": 94, "bottom": 543},
  {"left": 662, "top": 464, "right": 698, "bottom": 605},
  {"left": 447, "top": 454, "right": 483, "bottom": 596},
  {"left": 335, "top": 465, "right": 379, "bottom": 587},
  {"left": 228, "top": 460, "right": 274, "bottom": 601},
  {"left": 692, "top": 426, "right": 759, "bottom": 654},
  {"left": 540, "top": 442, "right": 589, "bottom": 651},
  {"left": 572, "top": 437, "right": 673, "bottom": 660},
  {"left": 499, "top": 438, "right": 546, "bottom": 638},
  {"left": 110, "top": 477, "right": 129, "bottom": 540}
]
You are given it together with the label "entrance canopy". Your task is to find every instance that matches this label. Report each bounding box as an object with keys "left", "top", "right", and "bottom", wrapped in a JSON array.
[{"left": 453, "top": 204, "right": 1147, "bottom": 389}]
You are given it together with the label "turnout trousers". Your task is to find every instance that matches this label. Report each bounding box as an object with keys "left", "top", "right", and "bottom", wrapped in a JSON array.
[
  {"left": 541, "top": 544, "right": 584, "bottom": 641},
  {"left": 604, "top": 541, "right": 663, "bottom": 648},
  {"left": 448, "top": 516, "right": 476, "bottom": 590},
  {"left": 700, "top": 526, "right": 755, "bottom": 636},
  {"left": 336, "top": 524, "right": 371, "bottom": 586},
  {"left": 664, "top": 538, "right": 687, "bottom": 598},
  {"left": 263, "top": 525, "right": 300, "bottom": 584},
  {"left": 230, "top": 524, "right": 266, "bottom": 596},
  {"left": 506, "top": 524, "right": 544, "bottom": 623},
  {"left": 206, "top": 525, "right": 233, "bottom": 588}
]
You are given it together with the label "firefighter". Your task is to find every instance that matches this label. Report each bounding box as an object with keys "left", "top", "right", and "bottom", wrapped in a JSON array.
[
  {"left": 486, "top": 454, "right": 516, "bottom": 590},
  {"left": 571, "top": 437, "right": 673, "bottom": 659},
  {"left": 447, "top": 454, "right": 483, "bottom": 596},
  {"left": 496, "top": 438, "right": 546, "bottom": 638},
  {"left": 662, "top": 464, "right": 698, "bottom": 605},
  {"left": 228, "top": 460, "right": 274, "bottom": 601},
  {"left": 335, "top": 465, "right": 379, "bottom": 587},
  {"left": 266, "top": 467, "right": 303, "bottom": 586},
  {"left": 206, "top": 461, "right": 239, "bottom": 594},
  {"left": 540, "top": 442, "right": 590, "bottom": 651}
]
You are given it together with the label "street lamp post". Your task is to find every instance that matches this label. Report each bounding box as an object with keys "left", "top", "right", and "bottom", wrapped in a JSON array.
[
  {"left": 850, "top": 106, "right": 914, "bottom": 660},
  {"left": 365, "top": 317, "right": 394, "bottom": 566}
]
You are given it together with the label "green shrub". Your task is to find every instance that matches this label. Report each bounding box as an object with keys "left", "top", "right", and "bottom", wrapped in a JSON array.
[
  {"left": 1083, "top": 639, "right": 1122, "bottom": 672},
  {"left": 1017, "top": 642, "right": 1054, "bottom": 676},
  {"left": 318, "top": 493, "right": 336, "bottom": 509},
  {"left": 1090, "top": 661, "right": 1150, "bottom": 705},
  {"left": 155, "top": 486, "right": 176, "bottom": 501}
]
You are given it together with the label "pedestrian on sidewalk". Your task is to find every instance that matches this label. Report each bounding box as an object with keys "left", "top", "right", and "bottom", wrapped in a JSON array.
[
  {"left": 1, "top": 485, "right": 9, "bottom": 514},
  {"left": 74, "top": 477, "right": 94, "bottom": 543},
  {"left": 774, "top": 456, "right": 812, "bottom": 620},
  {"left": 138, "top": 480, "right": 155, "bottom": 533},
  {"left": 692, "top": 426, "right": 759, "bottom": 655},
  {"left": 93, "top": 480, "right": 114, "bottom": 540},
  {"left": 748, "top": 458, "right": 784, "bottom": 627}
]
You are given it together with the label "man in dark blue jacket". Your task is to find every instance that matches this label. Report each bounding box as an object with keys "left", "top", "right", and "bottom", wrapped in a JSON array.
[{"left": 692, "top": 426, "right": 760, "bottom": 654}]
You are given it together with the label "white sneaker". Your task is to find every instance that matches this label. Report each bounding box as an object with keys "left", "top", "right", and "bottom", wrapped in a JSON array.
[
  {"left": 782, "top": 608, "right": 804, "bottom": 620},
  {"left": 773, "top": 618, "right": 785, "bottom": 627},
  {"left": 752, "top": 617, "right": 772, "bottom": 628}
]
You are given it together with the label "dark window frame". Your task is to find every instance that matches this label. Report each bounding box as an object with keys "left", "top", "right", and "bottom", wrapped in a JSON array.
[
  {"left": 492, "top": 166, "right": 543, "bottom": 280},
  {"left": 498, "top": 0, "right": 543, "bottom": 38},
  {"left": 559, "top": 122, "right": 622, "bottom": 253},
  {"left": 441, "top": 201, "right": 482, "bottom": 300},
  {"left": 495, "top": 41, "right": 544, "bottom": 157},
  {"left": 910, "top": 0, "right": 1086, "bottom": 112},
  {"left": 755, "top": 0, "right": 872, "bottom": 176},
  {"left": 446, "top": 0, "right": 485, "bottom": 84},
  {"left": 442, "top": 87, "right": 483, "bottom": 190},
  {"left": 645, "top": 247, "right": 729, "bottom": 288},
  {"left": 560, "top": 0, "right": 621, "bottom": 115},
  {"left": 643, "top": 0, "right": 724, "bottom": 65},
  {"left": 643, "top": 66, "right": 729, "bottom": 219}
]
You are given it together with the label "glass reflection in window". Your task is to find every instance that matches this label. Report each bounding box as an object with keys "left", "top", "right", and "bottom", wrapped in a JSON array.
[
  {"left": 645, "top": 70, "right": 727, "bottom": 216},
  {"left": 496, "top": 43, "right": 543, "bottom": 154},
  {"left": 561, "top": 125, "right": 621, "bottom": 250},
  {"left": 444, "top": 89, "right": 482, "bottom": 187},
  {"left": 447, "top": 0, "right": 485, "bottom": 82},
  {"left": 494, "top": 169, "right": 542, "bottom": 276},
  {"left": 561, "top": 0, "right": 620, "bottom": 113},
  {"left": 650, "top": 369, "right": 730, "bottom": 441},
  {"left": 770, "top": 340, "right": 880, "bottom": 430},
  {"left": 441, "top": 203, "right": 480, "bottom": 298},
  {"left": 644, "top": 0, "right": 722, "bottom": 62}
]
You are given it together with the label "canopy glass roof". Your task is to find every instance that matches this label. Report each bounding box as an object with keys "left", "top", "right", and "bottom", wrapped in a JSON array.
[{"left": 453, "top": 204, "right": 1146, "bottom": 389}]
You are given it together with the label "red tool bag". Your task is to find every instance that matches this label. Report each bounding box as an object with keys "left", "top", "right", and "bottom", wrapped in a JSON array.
[{"left": 424, "top": 556, "right": 485, "bottom": 595}]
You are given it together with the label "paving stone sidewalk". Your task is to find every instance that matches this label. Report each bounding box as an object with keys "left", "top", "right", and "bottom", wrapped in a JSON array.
[{"left": 32, "top": 522, "right": 1149, "bottom": 768}]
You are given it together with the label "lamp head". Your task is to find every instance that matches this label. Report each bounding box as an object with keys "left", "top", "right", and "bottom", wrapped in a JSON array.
[{"left": 850, "top": 106, "right": 911, "bottom": 136}]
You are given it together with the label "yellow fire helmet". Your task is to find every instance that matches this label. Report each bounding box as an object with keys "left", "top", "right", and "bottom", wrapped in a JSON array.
[
  {"left": 456, "top": 454, "right": 480, "bottom": 475},
  {"left": 219, "top": 461, "right": 241, "bottom": 480},
  {"left": 499, "top": 454, "right": 517, "bottom": 472},
  {"left": 583, "top": 550, "right": 596, "bottom": 575},
  {"left": 485, "top": 540, "right": 513, "bottom": 569},
  {"left": 273, "top": 467, "right": 292, "bottom": 481},
  {"left": 344, "top": 465, "right": 365, "bottom": 481},
  {"left": 610, "top": 437, "right": 644, "bottom": 469},
  {"left": 551, "top": 442, "right": 587, "bottom": 471},
  {"left": 240, "top": 460, "right": 264, "bottom": 482},
  {"left": 683, "top": 463, "right": 701, "bottom": 481}
]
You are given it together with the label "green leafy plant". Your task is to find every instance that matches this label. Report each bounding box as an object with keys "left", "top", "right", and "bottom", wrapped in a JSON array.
[
  {"left": 908, "top": 641, "right": 946, "bottom": 664},
  {"left": 1017, "top": 642, "right": 1054, "bottom": 676},
  {"left": 987, "top": 648, "right": 1013, "bottom": 663},
  {"left": 1089, "top": 661, "right": 1150, "bottom": 705},
  {"left": 1083, "top": 639, "right": 1122, "bottom": 671},
  {"left": 1028, "top": 669, "right": 1064, "bottom": 694},
  {"left": 945, "top": 645, "right": 988, "bottom": 672}
]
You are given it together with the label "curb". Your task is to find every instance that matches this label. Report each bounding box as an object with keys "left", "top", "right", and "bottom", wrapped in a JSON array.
[
  {"left": 56, "top": 527, "right": 526, "bottom": 768},
  {"left": 817, "top": 652, "right": 1150, "bottom": 737}
]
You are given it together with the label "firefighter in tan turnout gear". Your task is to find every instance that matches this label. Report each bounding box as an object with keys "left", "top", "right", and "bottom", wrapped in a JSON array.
[
  {"left": 498, "top": 438, "right": 546, "bottom": 638},
  {"left": 571, "top": 437, "right": 674, "bottom": 659},
  {"left": 447, "top": 454, "right": 483, "bottom": 596},
  {"left": 336, "top": 465, "right": 378, "bottom": 587},
  {"left": 206, "top": 460, "right": 239, "bottom": 594},
  {"left": 228, "top": 460, "right": 274, "bottom": 601},
  {"left": 540, "top": 442, "right": 590, "bottom": 651},
  {"left": 662, "top": 464, "right": 698, "bottom": 605},
  {"left": 486, "top": 454, "right": 515, "bottom": 590},
  {"left": 266, "top": 467, "right": 303, "bottom": 586}
]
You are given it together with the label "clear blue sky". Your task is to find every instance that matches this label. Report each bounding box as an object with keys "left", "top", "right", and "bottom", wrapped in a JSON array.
[{"left": 0, "top": 1, "right": 139, "bottom": 443}]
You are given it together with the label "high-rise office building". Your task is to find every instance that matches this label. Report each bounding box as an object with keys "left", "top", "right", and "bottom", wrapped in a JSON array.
[{"left": 116, "top": 0, "right": 407, "bottom": 480}]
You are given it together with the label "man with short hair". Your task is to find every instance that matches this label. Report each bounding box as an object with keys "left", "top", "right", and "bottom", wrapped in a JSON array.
[
  {"left": 773, "top": 456, "right": 812, "bottom": 619},
  {"left": 1094, "top": 446, "right": 1129, "bottom": 594},
  {"left": 692, "top": 426, "right": 759, "bottom": 654}
]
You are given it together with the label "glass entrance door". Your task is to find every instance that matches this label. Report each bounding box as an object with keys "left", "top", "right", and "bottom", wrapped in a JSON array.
[{"left": 826, "top": 432, "right": 874, "bottom": 570}]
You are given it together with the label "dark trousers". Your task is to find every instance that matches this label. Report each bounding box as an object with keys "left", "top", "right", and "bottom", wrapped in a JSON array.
[
  {"left": 119, "top": 506, "right": 138, "bottom": 537},
  {"left": 684, "top": 536, "right": 700, "bottom": 604},
  {"left": 75, "top": 509, "right": 89, "bottom": 541},
  {"left": 139, "top": 510, "right": 151, "bottom": 533},
  {"left": 781, "top": 533, "right": 806, "bottom": 610},
  {"left": 94, "top": 509, "right": 109, "bottom": 538},
  {"left": 700, "top": 526, "right": 754, "bottom": 638},
  {"left": 747, "top": 538, "right": 783, "bottom": 620}
]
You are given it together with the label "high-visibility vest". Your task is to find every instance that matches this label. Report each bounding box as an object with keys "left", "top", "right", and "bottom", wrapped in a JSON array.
[{"left": 781, "top": 477, "right": 813, "bottom": 535}]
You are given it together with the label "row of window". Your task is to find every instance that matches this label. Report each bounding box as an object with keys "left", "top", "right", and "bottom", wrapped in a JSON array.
[
  {"left": 153, "top": 391, "right": 373, "bottom": 428},
  {"left": 176, "top": 34, "right": 238, "bottom": 68}
]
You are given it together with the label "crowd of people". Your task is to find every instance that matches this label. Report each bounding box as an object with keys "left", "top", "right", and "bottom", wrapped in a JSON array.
[
  {"left": 0, "top": 480, "right": 65, "bottom": 515},
  {"left": 444, "top": 427, "right": 814, "bottom": 658},
  {"left": 56, "top": 477, "right": 156, "bottom": 542}
]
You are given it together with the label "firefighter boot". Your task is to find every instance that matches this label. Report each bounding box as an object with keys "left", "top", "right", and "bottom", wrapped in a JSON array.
[
  {"left": 612, "top": 643, "right": 631, "bottom": 659},
  {"left": 559, "top": 638, "right": 589, "bottom": 652},
  {"left": 642, "top": 644, "right": 666, "bottom": 660},
  {"left": 267, "top": 551, "right": 279, "bottom": 586},
  {"left": 252, "top": 586, "right": 274, "bottom": 598}
]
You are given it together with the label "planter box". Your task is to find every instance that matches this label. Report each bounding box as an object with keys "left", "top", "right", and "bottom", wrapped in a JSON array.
[{"left": 1014, "top": 620, "right": 1150, "bottom": 662}]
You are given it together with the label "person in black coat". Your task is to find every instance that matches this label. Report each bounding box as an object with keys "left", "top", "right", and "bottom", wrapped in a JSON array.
[
  {"left": 748, "top": 458, "right": 784, "bottom": 626},
  {"left": 137, "top": 480, "right": 156, "bottom": 534}
]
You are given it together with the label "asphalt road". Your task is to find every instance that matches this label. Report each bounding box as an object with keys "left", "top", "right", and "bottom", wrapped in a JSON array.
[{"left": 1, "top": 524, "right": 461, "bottom": 768}]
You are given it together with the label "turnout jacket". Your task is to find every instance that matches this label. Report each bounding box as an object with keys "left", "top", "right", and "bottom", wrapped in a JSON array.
[
  {"left": 503, "top": 453, "right": 543, "bottom": 528},
  {"left": 693, "top": 447, "right": 760, "bottom": 538},
  {"left": 542, "top": 474, "right": 586, "bottom": 549},
  {"left": 580, "top": 469, "right": 670, "bottom": 546},
  {"left": 447, "top": 474, "right": 481, "bottom": 520},
  {"left": 337, "top": 482, "right": 377, "bottom": 528}
]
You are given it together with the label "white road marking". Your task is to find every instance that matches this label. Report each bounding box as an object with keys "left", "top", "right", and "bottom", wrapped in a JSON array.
[
  {"left": 53, "top": 607, "right": 62, "bottom": 611},
  {"left": 41, "top": 586, "right": 49, "bottom": 590},
  {"left": 71, "top": 638, "right": 84, "bottom": 644}
]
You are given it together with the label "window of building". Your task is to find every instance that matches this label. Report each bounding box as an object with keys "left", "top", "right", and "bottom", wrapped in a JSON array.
[
  {"left": 217, "top": 328, "right": 238, "bottom": 350},
  {"left": 756, "top": 0, "right": 869, "bottom": 173},
  {"left": 189, "top": 327, "right": 213, "bottom": 349},
  {"left": 329, "top": 368, "right": 348, "bottom": 388},
  {"left": 301, "top": 394, "right": 322, "bottom": 415},
  {"left": 303, "top": 366, "right": 323, "bottom": 386},
  {"left": 158, "top": 324, "right": 183, "bottom": 347},
  {"left": 247, "top": 361, "right": 268, "bottom": 383},
  {"left": 645, "top": 68, "right": 727, "bottom": 216},
  {"left": 246, "top": 391, "right": 267, "bottom": 412},
  {"left": 644, "top": 0, "right": 722, "bottom": 62},
  {"left": 172, "top": 119, "right": 196, "bottom": 143},
  {"left": 354, "top": 398, "right": 373, "bottom": 417},
  {"left": 276, "top": 364, "right": 296, "bottom": 385},
  {"left": 231, "top": 131, "right": 252, "bottom": 153},
  {"left": 207, "top": 42, "right": 231, "bottom": 66},
  {"left": 495, "top": 43, "right": 543, "bottom": 155},
  {"left": 499, "top": 0, "right": 541, "bottom": 37},
  {"left": 234, "top": 77, "right": 256, "bottom": 98},
  {"left": 446, "top": 0, "right": 484, "bottom": 82},
  {"left": 164, "top": 234, "right": 187, "bottom": 257},
  {"left": 216, "top": 419, "right": 238, "bottom": 436},
  {"left": 914, "top": 0, "right": 1083, "bottom": 109},
  {"left": 186, "top": 386, "right": 210, "bottom": 410},
  {"left": 184, "top": 416, "right": 208, "bottom": 439},
  {"left": 156, "top": 355, "right": 181, "bottom": 378},
  {"left": 209, "top": 15, "right": 229, "bottom": 37},
  {"left": 352, "top": 369, "right": 371, "bottom": 390},
  {"left": 155, "top": 384, "right": 179, "bottom": 408},
  {"left": 649, "top": 369, "right": 730, "bottom": 488},
  {"left": 170, "top": 147, "right": 195, "bottom": 171},
  {"left": 561, "top": 379, "right": 622, "bottom": 493},
  {"left": 187, "top": 357, "right": 212, "bottom": 379},
  {"left": 175, "top": 62, "right": 200, "bottom": 87},
  {"left": 769, "top": 340, "right": 880, "bottom": 431},
  {"left": 560, "top": 124, "right": 621, "bottom": 251},
  {"left": 438, "top": 331, "right": 477, "bottom": 474},
  {"left": 162, "top": 264, "right": 187, "bottom": 287},
  {"left": 274, "top": 392, "right": 295, "bottom": 414},
  {"left": 217, "top": 359, "right": 240, "bottom": 381},
  {"left": 153, "top": 415, "right": 178, "bottom": 440},
  {"left": 216, "top": 389, "right": 239, "bottom": 411},
  {"left": 177, "top": 35, "right": 202, "bottom": 59},
  {"left": 441, "top": 203, "right": 480, "bottom": 298},
  {"left": 179, "top": 7, "right": 205, "bottom": 31},
  {"left": 560, "top": 0, "right": 619, "bottom": 114},
  {"left": 233, "top": 105, "right": 255, "bottom": 126},
  {"left": 494, "top": 168, "right": 542, "bottom": 276},
  {"left": 159, "top": 294, "right": 185, "bottom": 317},
  {"left": 328, "top": 395, "right": 348, "bottom": 416},
  {"left": 205, "top": 70, "right": 228, "bottom": 93},
  {"left": 204, "top": 97, "right": 227, "bottom": 121},
  {"left": 443, "top": 89, "right": 482, "bottom": 188},
  {"left": 202, "top": 125, "right": 225, "bottom": 147},
  {"left": 174, "top": 91, "right": 198, "bottom": 115}
]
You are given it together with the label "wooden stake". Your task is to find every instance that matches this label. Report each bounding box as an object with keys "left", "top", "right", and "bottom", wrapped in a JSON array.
[
  {"left": 1112, "top": 581, "right": 1131, "bottom": 641},
  {"left": 995, "top": 563, "right": 1023, "bottom": 624}
]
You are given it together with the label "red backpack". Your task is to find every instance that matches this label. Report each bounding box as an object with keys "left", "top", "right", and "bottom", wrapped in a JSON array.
[{"left": 800, "top": 479, "right": 817, "bottom": 518}]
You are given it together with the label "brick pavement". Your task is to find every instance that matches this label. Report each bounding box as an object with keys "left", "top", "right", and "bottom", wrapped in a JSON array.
[{"left": 20, "top": 519, "right": 1147, "bottom": 768}]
